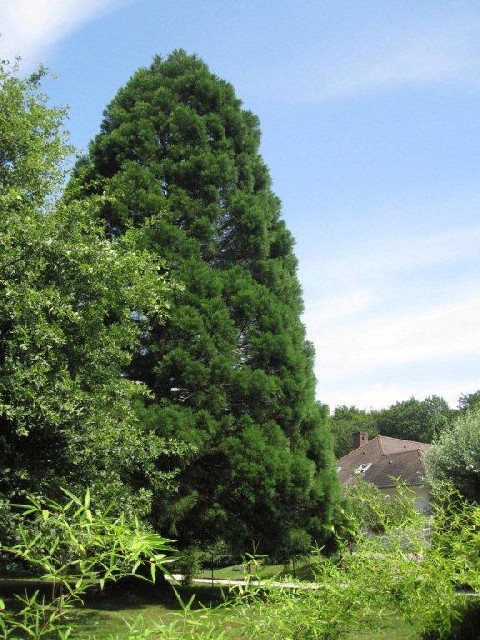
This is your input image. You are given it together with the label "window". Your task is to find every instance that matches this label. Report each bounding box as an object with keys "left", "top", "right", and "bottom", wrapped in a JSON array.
[{"left": 354, "top": 462, "right": 372, "bottom": 475}]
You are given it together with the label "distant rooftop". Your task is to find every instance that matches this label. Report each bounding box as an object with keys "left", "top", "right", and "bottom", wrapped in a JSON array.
[{"left": 337, "top": 434, "right": 431, "bottom": 489}]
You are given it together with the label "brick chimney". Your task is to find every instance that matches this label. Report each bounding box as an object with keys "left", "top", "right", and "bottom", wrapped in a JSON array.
[{"left": 352, "top": 431, "right": 368, "bottom": 449}]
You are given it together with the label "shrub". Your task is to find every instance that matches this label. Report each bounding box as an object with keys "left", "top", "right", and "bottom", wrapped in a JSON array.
[
  {"left": 175, "top": 547, "right": 201, "bottom": 586},
  {"left": 0, "top": 489, "right": 173, "bottom": 639},
  {"left": 340, "top": 478, "right": 420, "bottom": 536}
]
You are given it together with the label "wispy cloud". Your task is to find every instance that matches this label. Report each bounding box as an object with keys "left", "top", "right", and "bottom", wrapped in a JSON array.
[
  {"left": 317, "top": 224, "right": 480, "bottom": 287},
  {"left": 304, "top": 220, "right": 480, "bottom": 408},
  {"left": 308, "top": 293, "right": 480, "bottom": 382},
  {"left": 250, "top": 19, "right": 480, "bottom": 104},
  {"left": 0, "top": 0, "right": 128, "bottom": 69},
  {"left": 317, "top": 23, "right": 480, "bottom": 101},
  {"left": 305, "top": 228, "right": 480, "bottom": 411}
]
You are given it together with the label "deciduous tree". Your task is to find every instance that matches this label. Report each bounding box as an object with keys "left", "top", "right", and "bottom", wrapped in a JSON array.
[
  {"left": 458, "top": 389, "right": 480, "bottom": 413},
  {"left": 427, "top": 409, "right": 480, "bottom": 500},
  {"left": 0, "top": 61, "right": 175, "bottom": 534},
  {"left": 375, "top": 396, "right": 452, "bottom": 443},
  {"left": 329, "top": 405, "right": 378, "bottom": 458}
]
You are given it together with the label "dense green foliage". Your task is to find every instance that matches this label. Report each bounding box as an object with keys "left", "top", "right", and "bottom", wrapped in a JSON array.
[
  {"left": 374, "top": 396, "right": 453, "bottom": 443},
  {"left": 427, "top": 408, "right": 480, "bottom": 500},
  {"left": 0, "top": 62, "right": 68, "bottom": 209},
  {"left": 0, "top": 61, "right": 177, "bottom": 536},
  {"left": 234, "top": 485, "right": 480, "bottom": 640},
  {"left": 161, "top": 485, "right": 480, "bottom": 640},
  {"left": 329, "top": 405, "right": 378, "bottom": 458},
  {"left": 340, "top": 479, "right": 419, "bottom": 535},
  {"left": 2, "top": 484, "right": 473, "bottom": 640},
  {"left": 457, "top": 389, "right": 480, "bottom": 413},
  {"left": 71, "top": 50, "right": 338, "bottom": 553}
]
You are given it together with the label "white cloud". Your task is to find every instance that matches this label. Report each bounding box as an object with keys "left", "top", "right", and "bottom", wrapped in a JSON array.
[
  {"left": 0, "top": 0, "right": 128, "bottom": 69},
  {"left": 319, "top": 223, "right": 480, "bottom": 288},
  {"left": 317, "top": 24, "right": 480, "bottom": 101},
  {"left": 308, "top": 293, "right": 480, "bottom": 382},
  {"left": 303, "top": 221, "right": 480, "bottom": 410}
]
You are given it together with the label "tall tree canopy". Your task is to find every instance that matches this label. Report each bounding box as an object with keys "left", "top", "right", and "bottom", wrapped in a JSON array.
[
  {"left": 0, "top": 61, "right": 175, "bottom": 535},
  {"left": 71, "top": 50, "right": 338, "bottom": 553},
  {"left": 458, "top": 390, "right": 480, "bottom": 413},
  {"left": 374, "top": 396, "right": 453, "bottom": 444}
]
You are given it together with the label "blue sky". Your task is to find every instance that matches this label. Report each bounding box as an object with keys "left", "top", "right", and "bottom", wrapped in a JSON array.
[{"left": 2, "top": 0, "right": 480, "bottom": 410}]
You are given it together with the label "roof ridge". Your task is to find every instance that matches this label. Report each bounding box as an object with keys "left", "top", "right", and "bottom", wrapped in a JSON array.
[
  {"left": 381, "top": 449, "right": 422, "bottom": 458},
  {"left": 378, "top": 435, "right": 431, "bottom": 446}
]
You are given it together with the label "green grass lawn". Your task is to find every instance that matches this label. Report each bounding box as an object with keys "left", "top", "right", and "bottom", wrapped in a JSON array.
[
  {"left": 0, "top": 579, "right": 235, "bottom": 639},
  {"left": 74, "top": 595, "right": 418, "bottom": 640},
  {"left": 73, "top": 578, "right": 419, "bottom": 640},
  {"left": 0, "top": 577, "right": 420, "bottom": 639},
  {"left": 72, "top": 582, "right": 240, "bottom": 639},
  {"left": 346, "top": 617, "right": 418, "bottom": 640},
  {"left": 74, "top": 600, "right": 418, "bottom": 640},
  {"left": 195, "top": 561, "right": 286, "bottom": 581}
]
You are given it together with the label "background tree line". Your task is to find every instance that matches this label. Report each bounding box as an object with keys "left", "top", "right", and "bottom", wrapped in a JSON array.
[{"left": 329, "top": 391, "right": 480, "bottom": 459}]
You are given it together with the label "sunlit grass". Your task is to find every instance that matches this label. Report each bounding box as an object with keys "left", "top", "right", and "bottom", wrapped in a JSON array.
[
  {"left": 346, "top": 616, "right": 418, "bottom": 640},
  {"left": 1, "top": 575, "right": 421, "bottom": 639},
  {"left": 70, "top": 583, "right": 234, "bottom": 639},
  {"left": 66, "top": 582, "right": 419, "bottom": 640}
]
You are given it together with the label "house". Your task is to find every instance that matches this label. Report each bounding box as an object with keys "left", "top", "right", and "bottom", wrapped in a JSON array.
[{"left": 337, "top": 431, "right": 431, "bottom": 512}]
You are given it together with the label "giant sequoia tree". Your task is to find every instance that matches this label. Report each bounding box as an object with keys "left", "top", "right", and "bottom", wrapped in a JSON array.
[{"left": 72, "top": 51, "right": 338, "bottom": 553}]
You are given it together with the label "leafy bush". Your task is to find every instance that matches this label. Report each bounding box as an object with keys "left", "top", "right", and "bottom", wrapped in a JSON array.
[
  {"left": 340, "top": 478, "right": 420, "bottom": 536},
  {"left": 427, "top": 408, "right": 480, "bottom": 500},
  {"left": 0, "top": 489, "right": 173, "bottom": 639},
  {"left": 174, "top": 548, "right": 201, "bottom": 586},
  {"left": 421, "top": 600, "right": 480, "bottom": 640}
]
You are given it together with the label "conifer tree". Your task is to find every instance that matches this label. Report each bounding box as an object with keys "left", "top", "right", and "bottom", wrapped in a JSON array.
[{"left": 72, "top": 50, "right": 338, "bottom": 553}]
